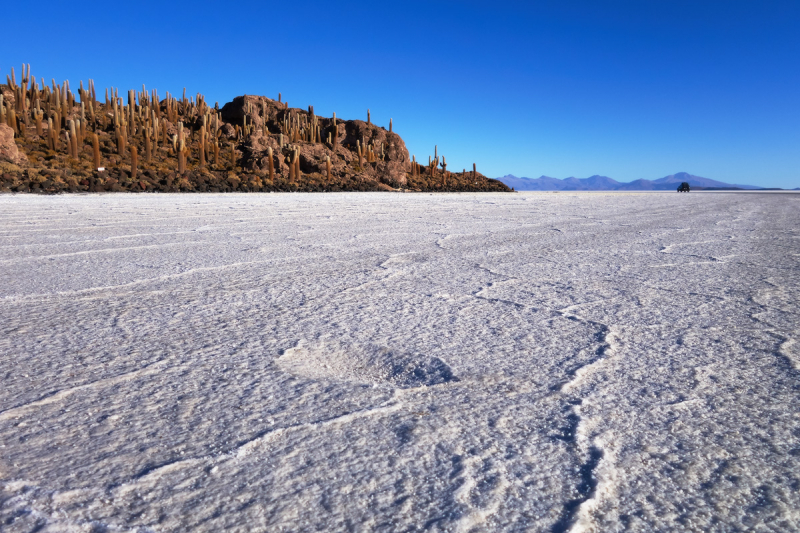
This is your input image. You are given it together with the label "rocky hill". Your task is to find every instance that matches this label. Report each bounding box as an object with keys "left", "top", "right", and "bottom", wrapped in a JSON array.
[{"left": 0, "top": 66, "right": 508, "bottom": 193}]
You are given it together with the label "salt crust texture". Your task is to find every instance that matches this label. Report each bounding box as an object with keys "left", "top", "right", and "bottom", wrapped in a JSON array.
[{"left": 0, "top": 192, "right": 798, "bottom": 532}]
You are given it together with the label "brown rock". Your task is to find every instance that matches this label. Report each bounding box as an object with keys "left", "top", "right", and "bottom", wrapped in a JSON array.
[
  {"left": 224, "top": 95, "right": 412, "bottom": 187},
  {"left": 340, "top": 120, "right": 409, "bottom": 164},
  {"left": 0, "top": 123, "right": 28, "bottom": 166},
  {"left": 221, "top": 95, "right": 284, "bottom": 131},
  {"left": 220, "top": 123, "right": 237, "bottom": 140}
]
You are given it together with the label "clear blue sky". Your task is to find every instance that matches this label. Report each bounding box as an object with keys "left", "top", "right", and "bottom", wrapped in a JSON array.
[{"left": 6, "top": 0, "right": 799, "bottom": 187}]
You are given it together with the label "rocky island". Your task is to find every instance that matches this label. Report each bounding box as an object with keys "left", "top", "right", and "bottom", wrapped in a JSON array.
[{"left": 0, "top": 65, "right": 509, "bottom": 193}]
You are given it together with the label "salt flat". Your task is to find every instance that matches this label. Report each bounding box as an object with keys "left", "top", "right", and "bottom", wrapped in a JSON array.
[{"left": 1, "top": 191, "right": 798, "bottom": 532}]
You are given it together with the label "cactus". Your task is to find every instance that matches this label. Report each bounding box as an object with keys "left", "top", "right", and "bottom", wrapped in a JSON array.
[
  {"left": 92, "top": 133, "right": 100, "bottom": 169},
  {"left": 178, "top": 138, "right": 186, "bottom": 174},
  {"left": 145, "top": 129, "right": 152, "bottom": 163},
  {"left": 326, "top": 155, "right": 331, "bottom": 179},
  {"left": 130, "top": 145, "right": 138, "bottom": 179},
  {"left": 199, "top": 127, "right": 206, "bottom": 168},
  {"left": 332, "top": 112, "right": 338, "bottom": 149},
  {"left": 116, "top": 125, "right": 126, "bottom": 154},
  {"left": 68, "top": 119, "right": 78, "bottom": 158},
  {"left": 473, "top": 163, "right": 476, "bottom": 179},
  {"left": 46, "top": 117, "right": 54, "bottom": 150},
  {"left": 389, "top": 118, "right": 392, "bottom": 133},
  {"left": 152, "top": 113, "right": 159, "bottom": 145},
  {"left": 268, "top": 147, "right": 274, "bottom": 181},
  {"left": 8, "top": 109, "right": 17, "bottom": 134},
  {"left": 53, "top": 111, "right": 61, "bottom": 138},
  {"left": 34, "top": 108, "right": 43, "bottom": 136}
]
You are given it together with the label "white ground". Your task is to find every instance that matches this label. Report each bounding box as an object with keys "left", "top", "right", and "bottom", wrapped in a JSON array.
[{"left": 1, "top": 191, "right": 799, "bottom": 532}]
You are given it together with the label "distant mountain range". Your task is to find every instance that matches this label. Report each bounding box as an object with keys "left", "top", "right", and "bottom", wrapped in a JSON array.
[{"left": 496, "top": 172, "right": 772, "bottom": 191}]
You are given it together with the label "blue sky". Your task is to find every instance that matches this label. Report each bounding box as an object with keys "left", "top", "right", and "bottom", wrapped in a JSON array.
[{"left": 6, "top": 0, "right": 799, "bottom": 187}]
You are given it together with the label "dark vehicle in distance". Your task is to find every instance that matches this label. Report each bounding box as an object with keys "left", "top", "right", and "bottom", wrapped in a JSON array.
[{"left": 677, "top": 182, "right": 691, "bottom": 192}]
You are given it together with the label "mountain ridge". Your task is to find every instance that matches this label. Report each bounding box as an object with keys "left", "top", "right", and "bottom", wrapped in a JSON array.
[{"left": 498, "top": 172, "right": 767, "bottom": 191}]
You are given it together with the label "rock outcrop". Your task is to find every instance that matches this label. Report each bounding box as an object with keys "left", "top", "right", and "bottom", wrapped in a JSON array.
[
  {"left": 221, "top": 96, "right": 411, "bottom": 188},
  {"left": 0, "top": 66, "right": 510, "bottom": 193},
  {"left": 0, "top": 124, "right": 27, "bottom": 166}
]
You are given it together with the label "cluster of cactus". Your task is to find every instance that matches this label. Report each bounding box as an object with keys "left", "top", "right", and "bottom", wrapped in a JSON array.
[
  {"left": 406, "top": 144, "right": 476, "bottom": 187},
  {"left": 356, "top": 137, "right": 384, "bottom": 167},
  {"left": 2, "top": 63, "right": 493, "bottom": 193},
  {"left": 286, "top": 146, "right": 301, "bottom": 182},
  {"left": 281, "top": 107, "right": 324, "bottom": 144},
  {"left": 0, "top": 63, "right": 243, "bottom": 178}
]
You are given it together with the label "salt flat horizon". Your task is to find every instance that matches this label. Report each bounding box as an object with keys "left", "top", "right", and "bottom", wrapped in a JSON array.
[{"left": 1, "top": 192, "right": 798, "bottom": 532}]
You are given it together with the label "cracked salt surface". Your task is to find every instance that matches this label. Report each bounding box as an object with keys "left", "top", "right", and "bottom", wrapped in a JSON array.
[{"left": 1, "top": 192, "right": 799, "bottom": 532}]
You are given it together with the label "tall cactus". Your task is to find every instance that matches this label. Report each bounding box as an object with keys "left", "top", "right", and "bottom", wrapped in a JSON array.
[
  {"left": 92, "top": 133, "right": 100, "bottom": 169},
  {"left": 199, "top": 126, "right": 206, "bottom": 168},
  {"left": 68, "top": 119, "right": 77, "bottom": 158},
  {"left": 268, "top": 147, "right": 274, "bottom": 181},
  {"left": 34, "top": 108, "right": 43, "bottom": 136},
  {"left": 47, "top": 118, "right": 55, "bottom": 150},
  {"left": 145, "top": 129, "right": 152, "bottom": 163},
  {"left": 8, "top": 109, "right": 18, "bottom": 134},
  {"left": 130, "top": 145, "right": 138, "bottom": 179},
  {"left": 178, "top": 137, "right": 186, "bottom": 174},
  {"left": 332, "top": 112, "right": 338, "bottom": 149}
]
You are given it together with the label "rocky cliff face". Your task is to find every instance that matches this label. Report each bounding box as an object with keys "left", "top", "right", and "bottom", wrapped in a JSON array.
[{"left": 220, "top": 95, "right": 411, "bottom": 188}]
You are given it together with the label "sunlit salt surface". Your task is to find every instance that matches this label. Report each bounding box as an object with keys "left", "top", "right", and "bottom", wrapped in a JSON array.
[{"left": 1, "top": 191, "right": 798, "bottom": 532}]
